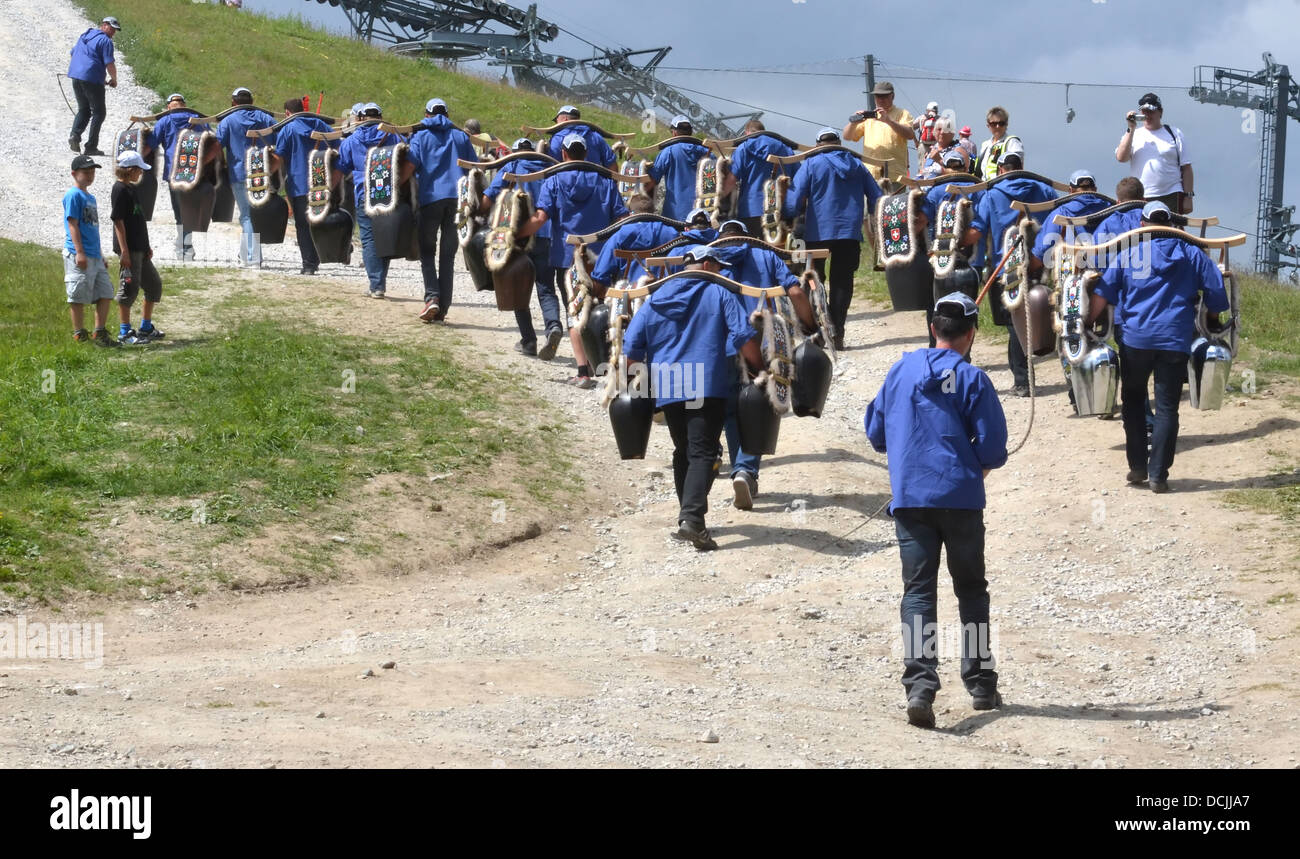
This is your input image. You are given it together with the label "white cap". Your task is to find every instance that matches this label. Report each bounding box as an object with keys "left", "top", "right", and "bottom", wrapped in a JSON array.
[
  {"left": 231, "top": 86, "right": 252, "bottom": 98},
  {"left": 555, "top": 104, "right": 579, "bottom": 119},
  {"left": 102, "top": 16, "right": 122, "bottom": 30},
  {"left": 1142, "top": 200, "right": 1173, "bottom": 222},
  {"left": 117, "top": 150, "right": 150, "bottom": 171},
  {"left": 561, "top": 132, "right": 587, "bottom": 152},
  {"left": 1069, "top": 168, "right": 1096, "bottom": 186},
  {"left": 927, "top": 101, "right": 939, "bottom": 111},
  {"left": 816, "top": 126, "right": 840, "bottom": 143},
  {"left": 425, "top": 97, "right": 447, "bottom": 114},
  {"left": 670, "top": 114, "right": 691, "bottom": 129},
  {"left": 362, "top": 102, "right": 382, "bottom": 116},
  {"left": 686, "top": 207, "right": 710, "bottom": 224},
  {"left": 351, "top": 102, "right": 365, "bottom": 115},
  {"left": 166, "top": 93, "right": 186, "bottom": 104}
]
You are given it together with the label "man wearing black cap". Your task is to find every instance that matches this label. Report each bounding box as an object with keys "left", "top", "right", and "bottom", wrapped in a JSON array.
[
  {"left": 865, "top": 292, "right": 1008, "bottom": 728},
  {"left": 623, "top": 246, "right": 762, "bottom": 550},
  {"left": 67, "top": 16, "right": 121, "bottom": 155},
  {"left": 1116, "top": 93, "right": 1193, "bottom": 214}
]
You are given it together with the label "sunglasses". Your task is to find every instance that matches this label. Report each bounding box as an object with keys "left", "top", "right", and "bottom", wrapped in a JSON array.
[{"left": 988, "top": 120, "right": 1007, "bottom": 127}]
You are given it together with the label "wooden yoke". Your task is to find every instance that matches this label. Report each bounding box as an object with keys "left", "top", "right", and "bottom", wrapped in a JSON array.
[
  {"left": 457, "top": 152, "right": 558, "bottom": 171},
  {"left": 766, "top": 144, "right": 891, "bottom": 169},
  {"left": 188, "top": 105, "right": 276, "bottom": 125},
  {"left": 129, "top": 106, "right": 204, "bottom": 124},
  {"left": 505, "top": 160, "right": 647, "bottom": 185},
  {"left": 625, "top": 136, "right": 708, "bottom": 158},
  {"left": 607, "top": 269, "right": 791, "bottom": 301},
  {"left": 566, "top": 212, "right": 691, "bottom": 245},
  {"left": 944, "top": 170, "right": 1071, "bottom": 195},
  {"left": 246, "top": 112, "right": 337, "bottom": 138},
  {"left": 703, "top": 131, "right": 809, "bottom": 154},
  {"left": 521, "top": 119, "right": 635, "bottom": 140}
]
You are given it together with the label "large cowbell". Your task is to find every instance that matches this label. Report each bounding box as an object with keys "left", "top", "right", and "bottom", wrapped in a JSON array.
[
  {"left": 1069, "top": 343, "right": 1119, "bottom": 417},
  {"left": 1188, "top": 337, "right": 1233, "bottom": 410}
]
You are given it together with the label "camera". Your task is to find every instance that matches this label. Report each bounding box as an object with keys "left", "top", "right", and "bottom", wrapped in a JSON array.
[{"left": 1127, "top": 111, "right": 1140, "bottom": 122}]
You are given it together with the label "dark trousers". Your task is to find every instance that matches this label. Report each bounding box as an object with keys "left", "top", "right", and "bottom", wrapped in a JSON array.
[
  {"left": 1114, "top": 326, "right": 1154, "bottom": 431},
  {"left": 418, "top": 199, "right": 458, "bottom": 307},
  {"left": 288, "top": 195, "right": 320, "bottom": 270},
  {"left": 893, "top": 507, "right": 997, "bottom": 701},
  {"left": 985, "top": 278, "right": 1028, "bottom": 387},
  {"left": 167, "top": 187, "right": 194, "bottom": 258},
  {"left": 70, "top": 78, "right": 107, "bottom": 151},
  {"left": 1119, "top": 344, "right": 1186, "bottom": 482},
  {"left": 807, "top": 238, "right": 861, "bottom": 339},
  {"left": 513, "top": 237, "right": 560, "bottom": 347},
  {"left": 661, "top": 398, "right": 726, "bottom": 529}
]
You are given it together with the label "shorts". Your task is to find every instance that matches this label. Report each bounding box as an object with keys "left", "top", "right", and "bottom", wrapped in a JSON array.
[
  {"left": 115, "top": 251, "right": 162, "bottom": 306},
  {"left": 64, "top": 252, "right": 114, "bottom": 304}
]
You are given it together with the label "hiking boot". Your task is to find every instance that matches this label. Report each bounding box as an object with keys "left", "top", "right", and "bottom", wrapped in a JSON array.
[
  {"left": 1125, "top": 469, "right": 1146, "bottom": 485},
  {"left": 419, "top": 300, "right": 440, "bottom": 322},
  {"left": 91, "top": 329, "right": 120, "bottom": 348},
  {"left": 732, "top": 472, "right": 756, "bottom": 511},
  {"left": 537, "top": 328, "right": 563, "bottom": 361},
  {"left": 972, "top": 691, "right": 1003, "bottom": 711},
  {"left": 906, "top": 697, "right": 935, "bottom": 728},
  {"left": 84, "top": 147, "right": 106, "bottom": 157},
  {"left": 1012, "top": 385, "right": 1030, "bottom": 398},
  {"left": 72, "top": 328, "right": 90, "bottom": 343},
  {"left": 1149, "top": 479, "right": 1170, "bottom": 494},
  {"left": 299, "top": 266, "right": 317, "bottom": 275},
  {"left": 69, "top": 135, "right": 81, "bottom": 153},
  {"left": 833, "top": 334, "right": 846, "bottom": 351},
  {"left": 514, "top": 339, "right": 537, "bottom": 357},
  {"left": 672, "top": 521, "right": 718, "bottom": 552}
]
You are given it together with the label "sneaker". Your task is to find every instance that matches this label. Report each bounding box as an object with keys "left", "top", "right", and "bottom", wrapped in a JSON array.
[
  {"left": 72, "top": 328, "right": 89, "bottom": 343},
  {"left": 567, "top": 375, "right": 597, "bottom": 390},
  {"left": 69, "top": 135, "right": 81, "bottom": 153},
  {"left": 419, "top": 300, "right": 440, "bottom": 323},
  {"left": 1149, "top": 479, "right": 1170, "bottom": 494},
  {"left": 138, "top": 326, "right": 164, "bottom": 341},
  {"left": 972, "top": 691, "right": 1003, "bottom": 711},
  {"left": 732, "top": 472, "right": 756, "bottom": 511},
  {"left": 1125, "top": 469, "right": 1146, "bottom": 485},
  {"left": 299, "top": 266, "right": 317, "bottom": 275},
  {"left": 369, "top": 290, "right": 385, "bottom": 299},
  {"left": 119, "top": 328, "right": 144, "bottom": 345},
  {"left": 672, "top": 521, "right": 718, "bottom": 552},
  {"left": 906, "top": 697, "right": 935, "bottom": 728},
  {"left": 83, "top": 147, "right": 105, "bottom": 157},
  {"left": 514, "top": 340, "right": 537, "bottom": 357},
  {"left": 537, "top": 328, "right": 563, "bottom": 361},
  {"left": 90, "top": 329, "right": 120, "bottom": 348},
  {"left": 1012, "top": 385, "right": 1030, "bottom": 398}
]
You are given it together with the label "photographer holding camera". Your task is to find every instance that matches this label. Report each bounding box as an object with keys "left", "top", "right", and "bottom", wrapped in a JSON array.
[
  {"left": 842, "top": 81, "right": 916, "bottom": 191},
  {"left": 1115, "top": 92, "right": 1194, "bottom": 214}
]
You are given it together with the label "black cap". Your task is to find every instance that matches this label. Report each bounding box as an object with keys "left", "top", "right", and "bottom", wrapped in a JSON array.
[
  {"left": 71, "top": 154, "right": 101, "bottom": 170},
  {"left": 1138, "top": 92, "right": 1162, "bottom": 111}
]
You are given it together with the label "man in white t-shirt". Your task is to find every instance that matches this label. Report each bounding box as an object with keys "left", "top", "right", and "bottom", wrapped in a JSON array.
[{"left": 1115, "top": 92, "right": 1194, "bottom": 214}]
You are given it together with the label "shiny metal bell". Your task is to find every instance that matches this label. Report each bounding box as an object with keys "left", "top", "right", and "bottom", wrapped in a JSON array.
[
  {"left": 1070, "top": 343, "right": 1119, "bottom": 417},
  {"left": 1188, "top": 337, "right": 1233, "bottom": 411}
]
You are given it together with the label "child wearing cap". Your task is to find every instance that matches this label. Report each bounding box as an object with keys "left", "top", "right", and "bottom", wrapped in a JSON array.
[
  {"left": 111, "top": 151, "right": 164, "bottom": 343},
  {"left": 63, "top": 155, "right": 117, "bottom": 346}
]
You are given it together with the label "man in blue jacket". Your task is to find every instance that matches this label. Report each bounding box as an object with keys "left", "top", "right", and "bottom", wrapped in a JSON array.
[
  {"left": 647, "top": 117, "right": 711, "bottom": 221},
  {"left": 337, "top": 104, "right": 403, "bottom": 298},
  {"left": 270, "top": 99, "right": 333, "bottom": 274},
  {"left": 589, "top": 194, "right": 681, "bottom": 291},
  {"left": 1090, "top": 201, "right": 1229, "bottom": 493},
  {"left": 216, "top": 87, "right": 275, "bottom": 268},
  {"left": 1093, "top": 177, "right": 1145, "bottom": 246},
  {"left": 482, "top": 138, "right": 564, "bottom": 358},
  {"left": 1029, "top": 169, "right": 1112, "bottom": 277},
  {"left": 783, "top": 128, "right": 882, "bottom": 350},
  {"left": 722, "top": 119, "right": 798, "bottom": 238},
  {"left": 149, "top": 93, "right": 204, "bottom": 262},
  {"left": 519, "top": 135, "right": 629, "bottom": 387},
  {"left": 545, "top": 105, "right": 617, "bottom": 168},
  {"left": 962, "top": 152, "right": 1057, "bottom": 395},
  {"left": 403, "top": 98, "right": 479, "bottom": 322},
  {"left": 865, "top": 291, "right": 1008, "bottom": 728},
  {"left": 67, "top": 16, "right": 120, "bottom": 155},
  {"left": 624, "top": 245, "right": 762, "bottom": 550}
]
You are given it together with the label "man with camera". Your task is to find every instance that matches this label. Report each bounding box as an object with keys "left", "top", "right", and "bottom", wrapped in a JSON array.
[
  {"left": 842, "top": 81, "right": 915, "bottom": 191},
  {"left": 1116, "top": 92, "right": 1193, "bottom": 214}
]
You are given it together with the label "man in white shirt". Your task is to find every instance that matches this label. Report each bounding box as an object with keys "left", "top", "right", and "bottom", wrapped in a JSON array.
[{"left": 1115, "top": 92, "right": 1194, "bottom": 214}]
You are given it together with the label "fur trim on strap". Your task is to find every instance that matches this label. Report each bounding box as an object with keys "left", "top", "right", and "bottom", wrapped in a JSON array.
[
  {"left": 169, "top": 129, "right": 218, "bottom": 191},
  {"left": 455, "top": 166, "right": 487, "bottom": 246},
  {"left": 877, "top": 189, "right": 924, "bottom": 268},
  {"left": 364, "top": 143, "right": 412, "bottom": 217},
  {"left": 930, "top": 197, "right": 972, "bottom": 277},
  {"left": 999, "top": 218, "right": 1039, "bottom": 311},
  {"left": 246, "top": 144, "right": 275, "bottom": 207},
  {"left": 748, "top": 304, "right": 794, "bottom": 415},
  {"left": 306, "top": 148, "right": 337, "bottom": 224},
  {"left": 486, "top": 188, "right": 533, "bottom": 273}
]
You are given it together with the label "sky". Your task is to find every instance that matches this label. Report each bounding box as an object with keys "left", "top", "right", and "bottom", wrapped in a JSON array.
[{"left": 246, "top": 0, "right": 1300, "bottom": 271}]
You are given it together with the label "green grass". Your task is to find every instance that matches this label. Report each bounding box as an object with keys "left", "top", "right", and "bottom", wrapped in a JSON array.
[
  {"left": 0, "top": 239, "right": 571, "bottom": 601},
  {"left": 1234, "top": 272, "right": 1300, "bottom": 383},
  {"left": 73, "top": 0, "right": 655, "bottom": 142}
]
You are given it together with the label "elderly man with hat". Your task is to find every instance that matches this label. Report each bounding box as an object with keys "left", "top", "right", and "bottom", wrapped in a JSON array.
[
  {"left": 622, "top": 245, "right": 763, "bottom": 550},
  {"left": 544, "top": 105, "right": 617, "bottom": 168},
  {"left": 782, "top": 127, "right": 882, "bottom": 350},
  {"left": 401, "top": 97, "right": 479, "bottom": 321},
  {"left": 1116, "top": 92, "right": 1193, "bottom": 215},
  {"left": 865, "top": 291, "right": 1008, "bottom": 728},
  {"left": 147, "top": 93, "right": 205, "bottom": 262},
  {"left": 645, "top": 116, "right": 711, "bottom": 220},
  {"left": 842, "top": 81, "right": 915, "bottom": 190},
  {"left": 215, "top": 86, "right": 275, "bottom": 268},
  {"left": 67, "top": 16, "right": 121, "bottom": 156},
  {"left": 1088, "top": 200, "right": 1227, "bottom": 493},
  {"left": 337, "top": 103, "right": 403, "bottom": 297}
]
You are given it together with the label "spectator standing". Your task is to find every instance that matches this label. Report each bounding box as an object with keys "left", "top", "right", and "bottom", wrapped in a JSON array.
[
  {"left": 842, "top": 81, "right": 915, "bottom": 191},
  {"left": 972, "top": 106, "right": 1023, "bottom": 182},
  {"left": 67, "top": 16, "right": 121, "bottom": 155},
  {"left": 1115, "top": 92, "right": 1193, "bottom": 214}
]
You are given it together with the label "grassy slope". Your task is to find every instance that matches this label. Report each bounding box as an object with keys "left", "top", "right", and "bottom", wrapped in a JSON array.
[
  {"left": 0, "top": 239, "right": 571, "bottom": 601},
  {"left": 73, "top": 0, "right": 654, "bottom": 142}
]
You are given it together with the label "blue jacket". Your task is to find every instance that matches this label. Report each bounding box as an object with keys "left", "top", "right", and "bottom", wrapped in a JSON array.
[
  {"left": 68, "top": 28, "right": 114, "bottom": 84},
  {"left": 623, "top": 276, "right": 757, "bottom": 406},
  {"left": 970, "top": 176, "right": 1058, "bottom": 263},
  {"left": 406, "top": 115, "right": 478, "bottom": 206},
  {"left": 149, "top": 110, "right": 206, "bottom": 183},
  {"left": 272, "top": 115, "right": 333, "bottom": 197},
  {"left": 337, "top": 124, "right": 404, "bottom": 201},
  {"left": 783, "top": 149, "right": 881, "bottom": 242},
  {"left": 591, "top": 220, "right": 679, "bottom": 284},
  {"left": 484, "top": 157, "right": 552, "bottom": 240},
  {"left": 865, "top": 348, "right": 1008, "bottom": 512},
  {"left": 1094, "top": 208, "right": 1142, "bottom": 244},
  {"left": 922, "top": 179, "right": 984, "bottom": 268},
  {"left": 1097, "top": 235, "right": 1229, "bottom": 353},
  {"left": 535, "top": 170, "right": 629, "bottom": 269},
  {"left": 218, "top": 108, "right": 276, "bottom": 184},
  {"left": 715, "top": 243, "right": 800, "bottom": 320},
  {"left": 545, "top": 125, "right": 617, "bottom": 168},
  {"left": 729, "top": 134, "right": 796, "bottom": 219},
  {"left": 1032, "top": 193, "right": 1112, "bottom": 263},
  {"left": 650, "top": 140, "right": 712, "bottom": 220}
]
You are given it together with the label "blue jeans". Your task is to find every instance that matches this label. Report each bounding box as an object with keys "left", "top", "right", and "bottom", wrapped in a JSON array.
[
  {"left": 1118, "top": 344, "right": 1186, "bottom": 482},
  {"left": 722, "top": 368, "right": 761, "bottom": 479},
  {"left": 70, "top": 78, "right": 107, "bottom": 151},
  {"left": 893, "top": 507, "right": 997, "bottom": 701},
  {"left": 231, "top": 180, "right": 261, "bottom": 265},
  {"left": 355, "top": 206, "right": 390, "bottom": 292}
]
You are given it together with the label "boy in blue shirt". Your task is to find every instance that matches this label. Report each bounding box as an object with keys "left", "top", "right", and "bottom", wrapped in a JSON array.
[
  {"left": 865, "top": 292, "right": 1008, "bottom": 728},
  {"left": 63, "top": 155, "right": 118, "bottom": 347}
]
